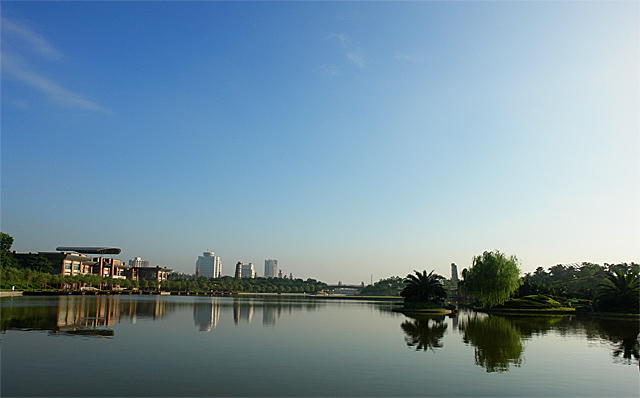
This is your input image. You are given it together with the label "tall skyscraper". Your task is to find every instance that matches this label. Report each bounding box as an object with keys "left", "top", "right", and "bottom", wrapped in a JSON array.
[
  {"left": 196, "top": 252, "right": 222, "bottom": 278},
  {"left": 264, "top": 259, "right": 278, "bottom": 278},
  {"left": 241, "top": 263, "right": 255, "bottom": 278},
  {"left": 451, "top": 263, "right": 458, "bottom": 281},
  {"left": 234, "top": 262, "right": 243, "bottom": 278}
]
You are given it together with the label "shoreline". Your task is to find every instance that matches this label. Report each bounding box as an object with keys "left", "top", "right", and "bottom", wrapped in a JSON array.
[
  {"left": 0, "top": 291, "right": 23, "bottom": 297},
  {"left": 391, "top": 308, "right": 453, "bottom": 315},
  {"left": 3, "top": 290, "right": 404, "bottom": 302},
  {"left": 474, "top": 307, "right": 639, "bottom": 319}
]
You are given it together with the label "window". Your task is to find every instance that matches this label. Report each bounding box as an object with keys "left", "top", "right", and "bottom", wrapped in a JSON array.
[{"left": 64, "top": 261, "right": 72, "bottom": 270}]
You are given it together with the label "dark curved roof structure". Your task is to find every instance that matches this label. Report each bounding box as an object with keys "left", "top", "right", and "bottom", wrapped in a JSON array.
[{"left": 56, "top": 247, "right": 122, "bottom": 255}]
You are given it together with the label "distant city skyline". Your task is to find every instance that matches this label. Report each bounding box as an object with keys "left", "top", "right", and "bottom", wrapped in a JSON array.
[{"left": 2, "top": 2, "right": 637, "bottom": 284}]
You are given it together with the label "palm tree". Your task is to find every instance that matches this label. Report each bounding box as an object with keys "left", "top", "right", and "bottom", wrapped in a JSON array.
[
  {"left": 401, "top": 315, "right": 448, "bottom": 352},
  {"left": 595, "top": 270, "right": 639, "bottom": 312},
  {"left": 401, "top": 270, "right": 447, "bottom": 303}
]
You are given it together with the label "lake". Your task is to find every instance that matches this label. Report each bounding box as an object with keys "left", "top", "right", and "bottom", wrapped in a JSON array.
[{"left": 1, "top": 295, "right": 638, "bottom": 397}]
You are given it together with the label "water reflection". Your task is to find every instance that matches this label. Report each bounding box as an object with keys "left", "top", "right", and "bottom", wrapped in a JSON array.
[
  {"left": 1, "top": 296, "right": 176, "bottom": 338},
  {"left": 400, "top": 315, "right": 447, "bottom": 352},
  {"left": 193, "top": 300, "right": 220, "bottom": 331},
  {"left": 3, "top": 295, "right": 638, "bottom": 373},
  {"left": 456, "top": 312, "right": 640, "bottom": 372},
  {"left": 234, "top": 300, "right": 255, "bottom": 324},
  {"left": 190, "top": 296, "right": 331, "bottom": 331},
  {"left": 459, "top": 313, "right": 524, "bottom": 373},
  {"left": 592, "top": 319, "right": 640, "bottom": 366},
  {"left": 263, "top": 303, "right": 277, "bottom": 326}
]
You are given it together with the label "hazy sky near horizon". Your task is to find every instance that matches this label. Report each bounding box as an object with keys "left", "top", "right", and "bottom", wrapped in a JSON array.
[{"left": 2, "top": 1, "right": 638, "bottom": 283}]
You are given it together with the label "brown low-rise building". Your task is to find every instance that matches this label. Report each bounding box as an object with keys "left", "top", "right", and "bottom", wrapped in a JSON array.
[
  {"left": 13, "top": 247, "right": 172, "bottom": 287},
  {"left": 126, "top": 265, "right": 173, "bottom": 284}
]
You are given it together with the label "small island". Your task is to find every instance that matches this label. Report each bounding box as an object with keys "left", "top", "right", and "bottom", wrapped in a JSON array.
[{"left": 392, "top": 270, "right": 455, "bottom": 314}]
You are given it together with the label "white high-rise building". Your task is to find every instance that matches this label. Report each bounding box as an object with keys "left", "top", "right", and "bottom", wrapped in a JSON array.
[
  {"left": 264, "top": 259, "right": 278, "bottom": 278},
  {"left": 129, "top": 257, "right": 149, "bottom": 267},
  {"left": 196, "top": 252, "right": 222, "bottom": 278},
  {"left": 241, "top": 263, "right": 255, "bottom": 278}
]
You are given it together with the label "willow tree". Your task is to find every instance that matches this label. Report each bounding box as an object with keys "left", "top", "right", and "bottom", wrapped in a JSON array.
[{"left": 465, "top": 250, "right": 521, "bottom": 307}]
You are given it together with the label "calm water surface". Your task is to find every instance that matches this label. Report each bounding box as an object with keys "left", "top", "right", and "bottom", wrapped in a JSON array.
[{"left": 1, "top": 295, "right": 638, "bottom": 397}]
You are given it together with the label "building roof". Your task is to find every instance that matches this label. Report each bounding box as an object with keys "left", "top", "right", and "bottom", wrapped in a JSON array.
[{"left": 56, "top": 247, "right": 122, "bottom": 255}]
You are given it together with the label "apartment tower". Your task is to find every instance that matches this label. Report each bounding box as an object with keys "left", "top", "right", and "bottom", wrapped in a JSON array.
[
  {"left": 196, "top": 252, "right": 222, "bottom": 278},
  {"left": 264, "top": 259, "right": 278, "bottom": 278}
]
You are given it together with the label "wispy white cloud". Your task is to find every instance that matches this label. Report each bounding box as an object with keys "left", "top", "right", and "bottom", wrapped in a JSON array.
[
  {"left": 329, "top": 33, "right": 349, "bottom": 48},
  {"left": 3, "top": 54, "right": 108, "bottom": 112},
  {"left": 347, "top": 49, "right": 367, "bottom": 68},
  {"left": 1, "top": 17, "right": 109, "bottom": 113},
  {"left": 2, "top": 17, "right": 62, "bottom": 59},
  {"left": 326, "top": 33, "right": 367, "bottom": 68}
]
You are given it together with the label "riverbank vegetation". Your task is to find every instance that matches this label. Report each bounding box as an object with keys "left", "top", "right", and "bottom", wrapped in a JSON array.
[
  {"left": 163, "top": 275, "right": 326, "bottom": 294},
  {"left": 474, "top": 294, "right": 575, "bottom": 313},
  {"left": 359, "top": 276, "right": 403, "bottom": 296},
  {"left": 457, "top": 260, "right": 639, "bottom": 315}
]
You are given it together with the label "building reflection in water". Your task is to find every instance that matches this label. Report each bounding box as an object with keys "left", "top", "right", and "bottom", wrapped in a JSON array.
[
  {"left": 1, "top": 296, "right": 171, "bottom": 338},
  {"left": 193, "top": 299, "right": 220, "bottom": 332},
  {"left": 233, "top": 299, "right": 255, "bottom": 325},
  {"left": 263, "top": 304, "right": 277, "bottom": 326},
  {"left": 227, "top": 297, "right": 324, "bottom": 328}
]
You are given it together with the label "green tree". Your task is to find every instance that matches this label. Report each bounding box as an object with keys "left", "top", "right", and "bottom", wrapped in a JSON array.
[
  {"left": 360, "top": 276, "right": 403, "bottom": 296},
  {"left": 64, "top": 274, "right": 80, "bottom": 289},
  {"left": 50, "top": 273, "right": 65, "bottom": 289},
  {"left": 21, "top": 268, "right": 37, "bottom": 290},
  {"left": 595, "top": 270, "right": 639, "bottom": 313},
  {"left": 32, "top": 271, "right": 51, "bottom": 290},
  {"left": 1, "top": 232, "right": 19, "bottom": 269},
  {"left": 466, "top": 250, "right": 521, "bottom": 307},
  {"left": 400, "top": 270, "right": 447, "bottom": 303},
  {"left": 21, "top": 254, "right": 56, "bottom": 274},
  {"left": 119, "top": 278, "right": 132, "bottom": 289}
]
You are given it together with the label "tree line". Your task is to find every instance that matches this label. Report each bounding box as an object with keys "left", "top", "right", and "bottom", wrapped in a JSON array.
[
  {"left": 366, "top": 249, "right": 638, "bottom": 313},
  {"left": 456, "top": 250, "right": 638, "bottom": 312},
  {"left": 162, "top": 275, "right": 326, "bottom": 293}
]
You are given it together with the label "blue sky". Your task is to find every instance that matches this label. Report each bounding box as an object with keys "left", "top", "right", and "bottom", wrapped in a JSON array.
[{"left": 2, "top": 1, "right": 638, "bottom": 283}]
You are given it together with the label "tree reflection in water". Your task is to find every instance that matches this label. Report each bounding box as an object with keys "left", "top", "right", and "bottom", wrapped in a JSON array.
[
  {"left": 459, "top": 314, "right": 523, "bottom": 373},
  {"left": 400, "top": 315, "right": 447, "bottom": 352},
  {"left": 594, "top": 319, "right": 639, "bottom": 366}
]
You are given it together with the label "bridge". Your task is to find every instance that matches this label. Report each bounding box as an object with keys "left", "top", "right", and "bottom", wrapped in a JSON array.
[{"left": 323, "top": 284, "right": 366, "bottom": 291}]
